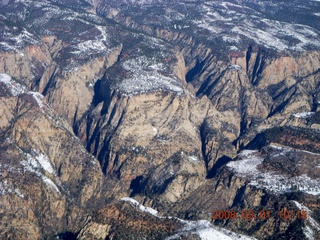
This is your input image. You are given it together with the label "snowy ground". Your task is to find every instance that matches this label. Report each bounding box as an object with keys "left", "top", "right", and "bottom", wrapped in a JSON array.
[
  {"left": 293, "top": 112, "right": 315, "bottom": 118},
  {"left": 0, "top": 147, "right": 61, "bottom": 197},
  {"left": 117, "top": 56, "right": 184, "bottom": 96},
  {"left": 20, "top": 149, "right": 61, "bottom": 194},
  {"left": 293, "top": 201, "right": 320, "bottom": 240},
  {"left": 0, "top": 28, "right": 38, "bottom": 51},
  {"left": 0, "top": 73, "right": 46, "bottom": 109},
  {"left": 0, "top": 74, "right": 98, "bottom": 194},
  {"left": 27, "top": 91, "right": 45, "bottom": 108},
  {"left": 227, "top": 147, "right": 320, "bottom": 195},
  {"left": 194, "top": 1, "right": 320, "bottom": 51},
  {"left": 0, "top": 73, "right": 26, "bottom": 96},
  {"left": 69, "top": 26, "right": 111, "bottom": 58},
  {"left": 121, "top": 197, "right": 256, "bottom": 240},
  {"left": 121, "top": 197, "right": 159, "bottom": 216},
  {"left": 166, "top": 220, "right": 256, "bottom": 240},
  {"left": 0, "top": 179, "right": 24, "bottom": 198}
]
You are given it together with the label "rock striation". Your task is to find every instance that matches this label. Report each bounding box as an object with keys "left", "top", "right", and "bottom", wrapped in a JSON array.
[{"left": 0, "top": 0, "right": 319, "bottom": 239}]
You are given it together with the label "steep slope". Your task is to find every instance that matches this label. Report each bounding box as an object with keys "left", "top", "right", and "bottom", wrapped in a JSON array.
[
  {"left": 78, "top": 197, "right": 256, "bottom": 240},
  {"left": 0, "top": 74, "right": 105, "bottom": 239},
  {"left": 0, "top": 0, "right": 319, "bottom": 239}
]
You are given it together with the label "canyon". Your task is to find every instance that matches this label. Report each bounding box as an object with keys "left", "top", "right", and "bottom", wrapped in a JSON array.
[{"left": 0, "top": 0, "right": 319, "bottom": 239}]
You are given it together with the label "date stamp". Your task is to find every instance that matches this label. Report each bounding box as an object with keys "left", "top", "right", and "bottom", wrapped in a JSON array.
[{"left": 212, "top": 209, "right": 308, "bottom": 220}]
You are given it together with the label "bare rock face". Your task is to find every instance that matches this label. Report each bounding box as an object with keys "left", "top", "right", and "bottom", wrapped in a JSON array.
[
  {"left": 1, "top": 0, "right": 320, "bottom": 239},
  {"left": 77, "top": 69, "right": 236, "bottom": 204},
  {"left": 183, "top": 47, "right": 320, "bottom": 142},
  {"left": 0, "top": 44, "right": 52, "bottom": 87},
  {"left": 162, "top": 147, "right": 320, "bottom": 240},
  {"left": 44, "top": 44, "right": 122, "bottom": 125},
  {"left": 77, "top": 199, "right": 181, "bottom": 240},
  {"left": 77, "top": 198, "right": 257, "bottom": 240},
  {"left": 0, "top": 75, "right": 105, "bottom": 239},
  {"left": 104, "top": 9, "right": 320, "bottom": 149},
  {"left": 71, "top": 33, "right": 239, "bottom": 204}
]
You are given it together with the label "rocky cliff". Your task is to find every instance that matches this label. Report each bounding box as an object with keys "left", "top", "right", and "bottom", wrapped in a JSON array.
[
  {"left": 0, "top": 0, "right": 320, "bottom": 239},
  {"left": 0, "top": 74, "right": 106, "bottom": 238}
]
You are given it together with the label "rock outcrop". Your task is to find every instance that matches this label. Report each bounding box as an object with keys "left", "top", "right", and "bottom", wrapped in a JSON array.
[
  {"left": 0, "top": 74, "right": 105, "bottom": 239},
  {"left": 0, "top": 0, "right": 320, "bottom": 239}
]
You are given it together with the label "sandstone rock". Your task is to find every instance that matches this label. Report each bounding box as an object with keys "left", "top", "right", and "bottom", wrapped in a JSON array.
[{"left": 0, "top": 76, "right": 105, "bottom": 238}]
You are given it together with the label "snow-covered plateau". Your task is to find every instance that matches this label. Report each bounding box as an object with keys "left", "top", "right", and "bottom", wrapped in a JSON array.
[
  {"left": 0, "top": 27, "right": 39, "bottom": 51},
  {"left": 118, "top": 56, "right": 184, "bottom": 96},
  {"left": 227, "top": 147, "right": 320, "bottom": 195}
]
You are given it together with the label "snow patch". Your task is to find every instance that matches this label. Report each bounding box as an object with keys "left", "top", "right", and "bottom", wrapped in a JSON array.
[
  {"left": 121, "top": 197, "right": 158, "bottom": 216},
  {"left": 152, "top": 126, "right": 158, "bottom": 134},
  {"left": 228, "top": 65, "right": 242, "bottom": 71},
  {"left": 20, "top": 149, "right": 60, "bottom": 193},
  {"left": 70, "top": 39, "right": 109, "bottom": 56},
  {"left": 118, "top": 56, "right": 184, "bottom": 96},
  {"left": 293, "top": 201, "right": 320, "bottom": 240},
  {"left": 0, "top": 73, "right": 26, "bottom": 96},
  {"left": 270, "top": 144, "right": 320, "bottom": 156},
  {"left": 0, "top": 28, "right": 38, "bottom": 51},
  {"left": 293, "top": 112, "right": 315, "bottom": 118},
  {"left": 303, "top": 226, "right": 315, "bottom": 240},
  {"left": 229, "top": 45, "right": 239, "bottom": 51},
  {"left": 0, "top": 74, "right": 46, "bottom": 109},
  {"left": 166, "top": 220, "right": 256, "bottom": 240},
  {"left": 120, "top": 197, "right": 255, "bottom": 240},
  {"left": 27, "top": 91, "right": 45, "bottom": 108},
  {"left": 188, "top": 156, "right": 199, "bottom": 162},
  {"left": 195, "top": 3, "right": 320, "bottom": 51},
  {"left": 227, "top": 149, "right": 320, "bottom": 195},
  {"left": 0, "top": 180, "right": 24, "bottom": 198},
  {"left": 42, "top": 176, "right": 60, "bottom": 193},
  {"left": 227, "top": 150, "right": 260, "bottom": 176},
  {"left": 35, "top": 152, "right": 54, "bottom": 174},
  {"left": 69, "top": 26, "right": 110, "bottom": 59},
  {"left": 21, "top": 150, "right": 55, "bottom": 175}
]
